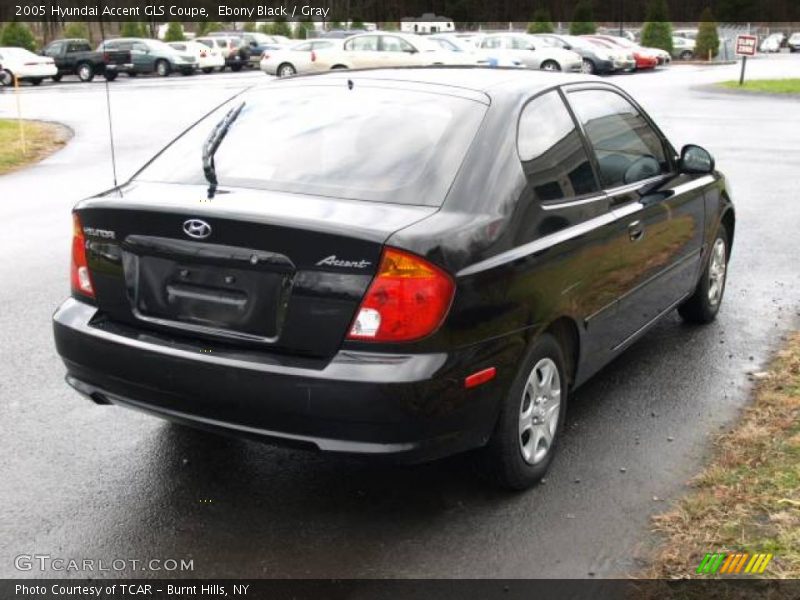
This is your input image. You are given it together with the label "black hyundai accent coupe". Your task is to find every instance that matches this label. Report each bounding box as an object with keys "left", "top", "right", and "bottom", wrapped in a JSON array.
[{"left": 54, "top": 68, "right": 734, "bottom": 489}]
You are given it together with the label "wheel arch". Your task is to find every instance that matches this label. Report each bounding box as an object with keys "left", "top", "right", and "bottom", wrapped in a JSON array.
[
  {"left": 541, "top": 316, "right": 580, "bottom": 388},
  {"left": 720, "top": 207, "right": 735, "bottom": 258}
]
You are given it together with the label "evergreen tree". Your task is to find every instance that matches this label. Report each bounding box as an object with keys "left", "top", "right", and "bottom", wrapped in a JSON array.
[
  {"left": 640, "top": 0, "right": 673, "bottom": 52},
  {"left": 243, "top": 22, "right": 256, "bottom": 33},
  {"left": 569, "top": 1, "right": 596, "bottom": 35},
  {"left": 350, "top": 19, "right": 365, "bottom": 30},
  {"left": 0, "top": 22, "right": 37, "bottom": 51},
  {"left": 527, "top": 9, "right": 554, "bottom": 34},
  {"left": 328, "top": 21, "right": 343, "bottom": 31},
  {"left": 294, "top": 19, "right": 316, "bottom": 39},
  {"left": 63, "top": 22, "right": 89, "bottom": 40},
  {"left": 196, "top": 21, "right": 222, "bottom": 36},
  {"left": 163, "top": 22, "right": 185, "bottom": 42},
  {"left": 695, "top": 8, "right": 720, "bottom": 60},
  {"left": 120, "top": 22, "right": 146, "bottom": 38}
]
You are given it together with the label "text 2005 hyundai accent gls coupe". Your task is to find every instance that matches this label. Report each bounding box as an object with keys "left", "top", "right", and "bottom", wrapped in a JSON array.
[{"left": 54, "top": 68, "right": 734, "bottom": 489}]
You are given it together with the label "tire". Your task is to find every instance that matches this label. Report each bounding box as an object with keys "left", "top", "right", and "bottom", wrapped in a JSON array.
[
  {"left": 0, "top": 69, "right": 13, "bottom": 86},
  {"left": 540, "top": 60, "right": 561, "bottom": 72},
  {"left": 202, "top": 67, "right": 214, "bottom": 74},
  {"left": 680, "top": 51, "right": 694, "bottom": 60},
  {"left": 77, "top": 62, "right": 94, "bottom": 82},
  {"left": 51, "top": 73, "right": 63, "bottom": 82},
  {"left": 30, "top": 78, "right": 43, "bottom": 86},
  {"left": 277, "top": 62, "right": 297, "bottom": 77},
  {"left": 678, "top": 224, "right": 729, "bottom": 324},
  {"left": 580, "top": 59, "right": 595, "bottom": 74},
  {"left": 128, "top": 71, "right": 138, "bottom": 77},
  {"left": 482, "top": 333, "right": 568, "bottom": 490},
  {"left": 230, "top": 63, "right": 243, "bottom": 72},
  {"left": 103, "top": 71, "right": 118, "bottom": 82},
  {"left": 155, "top": 59, "right": 170, "bottom": 77},
  {"left": 180, "top": 69, "right": 194, "bottom": 76},
  {"left": 331, "top": 64, "right": 348, "bottom": 70}
]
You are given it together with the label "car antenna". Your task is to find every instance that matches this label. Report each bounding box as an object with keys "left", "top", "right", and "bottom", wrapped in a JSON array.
[
  {"left": 202, "top": 101, "right": 246, "bottom": 199},
  {"left": 98, "top": 18, "right": 118, "bottom": 188}
]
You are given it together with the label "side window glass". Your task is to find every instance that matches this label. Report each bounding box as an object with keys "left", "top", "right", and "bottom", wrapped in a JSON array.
[
  {"left": 294, "top": 43, "right": 311, "bottom": 51},
  {"left": 568, "top": 89, "right": 668, "bottom": 188},
  {"left": 482, "top": 37, "right": 501, "bottom": 49},
  {"left": 382, "top": 36, "right": 414, "bottom": 52},
  {"left": 518, "top": 91, "right": 599, "bottom": 201},
  {"left": 511, "top": 37, "right": 531, "bottom": 50},
  {"left": 45, "top": 42, "right": 64, "bottom": 56},
  {"left": 348, "top": 36, "right": 378, "bottom": 51}
]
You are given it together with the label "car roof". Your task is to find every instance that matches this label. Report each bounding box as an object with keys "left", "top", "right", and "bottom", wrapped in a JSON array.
[{"left": 279, "top": 66, "right": 598, "bottom": 98}]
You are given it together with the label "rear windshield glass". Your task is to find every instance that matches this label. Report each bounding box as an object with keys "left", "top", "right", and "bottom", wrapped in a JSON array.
[{"left": 135, "top": 83, "right": 487, "bottom": 206}]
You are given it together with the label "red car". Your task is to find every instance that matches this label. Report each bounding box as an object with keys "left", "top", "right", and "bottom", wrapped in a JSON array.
[{"left": 585, "top": 36, "right": 659, "bottom": 70}]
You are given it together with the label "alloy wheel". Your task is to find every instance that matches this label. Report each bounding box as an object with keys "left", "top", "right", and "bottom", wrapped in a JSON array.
[
  {"left": 519, "top": 358, "right": 561, "bottom": 465},
  {"left": 707, "top": 238, "right": 727, "bottom": 306}
]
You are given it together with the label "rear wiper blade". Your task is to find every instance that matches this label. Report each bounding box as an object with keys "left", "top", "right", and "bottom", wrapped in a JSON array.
[{"left": 202, "top": 101, "right": 246, "bottom": 199}]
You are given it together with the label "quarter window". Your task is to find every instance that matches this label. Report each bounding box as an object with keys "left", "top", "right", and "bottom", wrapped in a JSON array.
[
  {"left": 517, "top": 91, "right": 599, "bottom": 201},
  {"left": 568, "top": 89, "right": 668, "bottom": 188}
]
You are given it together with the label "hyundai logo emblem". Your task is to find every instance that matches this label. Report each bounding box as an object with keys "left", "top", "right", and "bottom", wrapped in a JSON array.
[{"left": 183, "top": 219, "right": 211, "bottom": 240}]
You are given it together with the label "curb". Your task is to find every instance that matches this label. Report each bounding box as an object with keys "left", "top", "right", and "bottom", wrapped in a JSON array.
[{"left": 692, "top": 82, "right": 800, "bottom": 99}]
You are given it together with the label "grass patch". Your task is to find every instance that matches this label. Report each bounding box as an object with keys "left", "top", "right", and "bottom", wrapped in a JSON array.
[
  {"left": 0, "top": 119, "right": 71, "bottom": 176},
  {"left": 717, "top": 79, "right": 800, "bottom": 94},
  {"left": 648, "top": 332, "right": 800, "bottom": 579}
]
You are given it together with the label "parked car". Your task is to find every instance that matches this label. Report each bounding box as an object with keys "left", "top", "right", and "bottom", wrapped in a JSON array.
[
  {"left": 315, "top": 33, "right": 476, "bottom": 70},
  {"left": 195, "top": 36, "right": 248, "bottom": 72},
  {"left": 41, "top": 38, "right": 132, "bottom": 82},
  {"left": 530, "top": 34, "right": 624, "bottom": 74},
  {"left": 208, "top": 31, "right": 286, "bottom": 67},
  {"left": 428, "top": 34, "right": 523, "bottom": 68},
  {"left": 97, "top": 38, "right": 197, "bottom": 76},
  {"left": 318, "top": 29, "right": 368, "bottom": 39},
  {"left": 260, "top": 39, "right": 343, "bottom": 77},
  {"left": 789, "top": 32, "right": 800, "bottom": 52},
  {"left": 475, "top": 33, "right": 583, "bottom": 71},
  {"left": 588, "top": 34, "right": 670, "bottom": 66},
  {"left": 759, "top": 33, "right": 785, "bottom": 53},
  {"left": 168, "top": 41, "right": 224, "bottom": 73},
  {"left": 673, "top": 29, "right": 698, "bottom": 40},
  {"left": 672, "top": 36, "right": 696, "bottom": 60},
  {"left": 584, "top": 36, "right": 656, "bottom": 70},
  {"left": 0, "top": 47, "right": 57, "bottom": 85},
  {"left": 54, "top": 68, "right": 734, "bottom": 490}
]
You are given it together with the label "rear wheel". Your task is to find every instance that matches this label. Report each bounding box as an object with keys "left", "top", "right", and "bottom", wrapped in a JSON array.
[
  {"left": 128, "top": 71, "right": 138, "bottom": 77},
  {"left": 331, "top": 64, "right": 348, "bottom": 70},
  {"left": 0, "top": 70, "right": 13, "bottom": 86},
  {"left": 30, "top": 78, "right": 43, "bottom": 86},
  {"left": 103, "top": 71, "right": 118, "bottom": 82},
  {"left": 277, "top": 62, "right": 296, "bottom": 77},
  {"left": 202, "top": 67, "right": 214, "bottom": 74},
  {"left": 679, "top": 225, "right": 729, "bottom": 324},
  {"left": 580, "top": 59, "right": 595, "bottom": 74},
  {"left": 51, "top": 73, "right": 63, "bottom": 82},
  {"left": 155, "top": 59, "right": 170, "bottom": 77},
  {"left": 680, "top": 50, "right": 694, "bottom": 60},
  {"left": 230, "top": 63, "right": 243, "bottom": 72},
  {"left": 77, "top": 62, "right": 94, "bottom": 82},
  {"left": 482, "top": 333, "right": 568, "bottom": 490},
  {"left": 540, "top": 60, "right": 561, "bottom": 71}
]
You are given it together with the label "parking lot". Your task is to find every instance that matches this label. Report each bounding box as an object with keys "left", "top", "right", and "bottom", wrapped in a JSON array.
[{"left": 1, "top": 54, "right": 799, "bottom": 578}]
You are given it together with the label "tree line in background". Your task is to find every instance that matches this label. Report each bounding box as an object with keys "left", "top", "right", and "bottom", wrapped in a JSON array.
[
  {"left": 524, "top": 0, "right": 721, "bottom": 57},
  {"left": 0, "top": 0, "right": 722, "bottom": 59}
]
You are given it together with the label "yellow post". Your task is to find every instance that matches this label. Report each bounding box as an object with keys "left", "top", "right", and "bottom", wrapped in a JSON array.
[{"left": 14, "top": 75, "right": 27, "bottom": 155}]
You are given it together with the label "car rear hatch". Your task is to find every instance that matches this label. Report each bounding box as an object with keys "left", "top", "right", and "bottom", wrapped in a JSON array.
[{"left": 76, "top": 182, "right": 436, "bottom": 359}]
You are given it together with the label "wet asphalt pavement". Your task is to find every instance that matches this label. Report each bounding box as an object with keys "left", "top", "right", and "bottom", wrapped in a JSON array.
[{"left": 1, "top": 56, "right": 799, "bottom": 579}]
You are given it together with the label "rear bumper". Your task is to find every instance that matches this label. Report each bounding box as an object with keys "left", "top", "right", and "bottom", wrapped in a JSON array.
[{"left": 53, "top": 298, "right": 509, "bottom": 463}]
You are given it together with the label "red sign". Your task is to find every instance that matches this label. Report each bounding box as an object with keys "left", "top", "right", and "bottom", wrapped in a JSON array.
[{"left": 735, "top": 34, "right": 757, "bottom": 56}]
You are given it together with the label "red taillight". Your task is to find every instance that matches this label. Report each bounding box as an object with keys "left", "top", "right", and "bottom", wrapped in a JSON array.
[
  {"left": 103, "top": 52, "right": 110, "bottom": 63},
  {"left": 347, "top": 248, "right": 454, "bottom": 343},
  {"left": 311, "top": 50, "right": 317, "bottom": 62},
  {"left": 70, "top": 214, "right": 94, "bottom": 298}
]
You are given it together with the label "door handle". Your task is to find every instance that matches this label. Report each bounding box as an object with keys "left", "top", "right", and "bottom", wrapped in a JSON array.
[{"left": 628, "top": 220, "right": 644, "bottom": 242}]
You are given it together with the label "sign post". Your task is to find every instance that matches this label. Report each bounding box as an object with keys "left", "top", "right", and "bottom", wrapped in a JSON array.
[{"left": 735, "top": 34, "right": 757, "bottom": 86}]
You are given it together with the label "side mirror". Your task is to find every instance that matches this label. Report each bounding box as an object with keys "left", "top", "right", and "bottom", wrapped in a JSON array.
[
  {"left": 680, "top": 144, "right": 715, "bottom": 174},
  {"left": 404, "top": 47, "right": 418, "bottom": 54}
]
